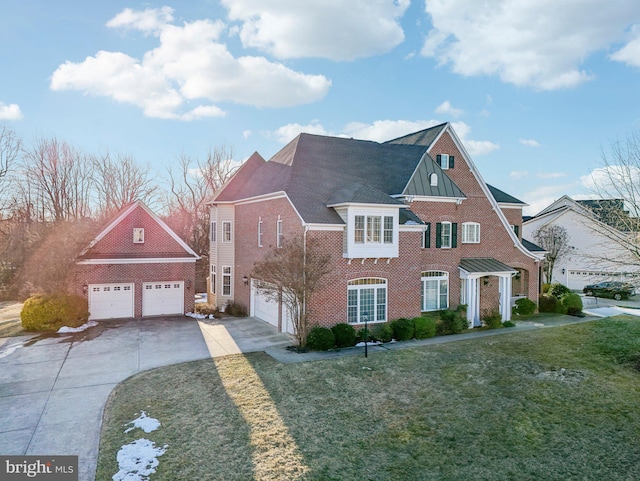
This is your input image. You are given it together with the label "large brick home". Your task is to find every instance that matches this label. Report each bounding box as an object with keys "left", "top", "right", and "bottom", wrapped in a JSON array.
[
  {"left": 209, "top": 123, "right": 543, "bottom": 332},
  {"left": 74, "top": 201, "right": 199, "bottom": 320}
]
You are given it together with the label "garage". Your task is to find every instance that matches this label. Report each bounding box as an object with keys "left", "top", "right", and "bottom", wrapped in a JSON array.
[
  {"left": 251, "top": 280, "right": 279, "bottom": 328},
  {"left": 88, "top": 283, "right": 134, "bottom": 320},
  {"left": 142, "top": 281, "right": 184, "bottom": 317}
]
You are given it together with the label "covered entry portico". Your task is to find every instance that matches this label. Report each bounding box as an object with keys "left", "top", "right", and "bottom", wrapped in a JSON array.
[{"left": 460, "top": 258, "right": 517, "bottom": 327}]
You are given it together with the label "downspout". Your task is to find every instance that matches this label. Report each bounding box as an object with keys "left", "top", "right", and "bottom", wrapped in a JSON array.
[{"left": 302, "top": 224, "right": 309, "bottom": 338}]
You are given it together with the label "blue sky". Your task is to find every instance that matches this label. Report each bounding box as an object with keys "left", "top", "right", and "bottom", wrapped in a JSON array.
[{"left": 2, "top": 0, "right": 640, "bottom": 215}]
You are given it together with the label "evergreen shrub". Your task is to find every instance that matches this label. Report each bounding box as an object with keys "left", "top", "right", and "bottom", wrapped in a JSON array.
[
  {"left": 331, "top": 323, "right": 357, "bottom": 348},
  {"left": 413, "top": 317, "right": 436, "bottom": 339},
  {"left": 306, "top": 326, "right": 335, "bottom": 351},
  {"left": 21, "top": 294, "right": 89, "bottom": 332}
]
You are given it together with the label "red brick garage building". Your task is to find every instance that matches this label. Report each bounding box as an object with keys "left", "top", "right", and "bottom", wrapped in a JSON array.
[{"left": 74, "top": 201, "right": 199, "bottom": 320}]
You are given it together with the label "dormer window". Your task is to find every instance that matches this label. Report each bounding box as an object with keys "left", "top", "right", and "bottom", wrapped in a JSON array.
[
  {"left": 346, "top": 208, "right": 399, "bottom": 258},
  {"left": 133, "top": 228, "right": 145, "bottom": 243},
  {"left": 437, "top": 154, "right": 454, "bottom": 170},
  {"left": 354, "top": 215, "right": 393, "bottom": 245}
]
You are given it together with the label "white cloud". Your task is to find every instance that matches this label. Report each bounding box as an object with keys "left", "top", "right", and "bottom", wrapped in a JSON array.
[
  {"left": 221, "top": 0, "right": 409, "bottom": 60},
  {"left": 242, "top": 130, "right": 252, "bottom": 139},
  {"left": 537, "top": 172, "right": 566, "bottom": 179},
  {"left": 580, "top": 165, "right": 640, "bottom": 193},
  {"left": 522, "top": 184, "right": 575, "bottom": 216},
  {"left": 519, "top": 139, "right": 540, "bottom": 147},
  {"left": 421, "top": 0, "right": 640, "bottom": 90},
  {"left": 0, "top": 102, "right": 23, "bottom": 120},
  {"left": 106, "top": 6, "right": 174, "bottom": 33},
  {"left": 611, "top": 25, "right": 640, "bottom": 67},
  {"left": 273, "top": 121, "right": 332, "bottom": 144},
  {"left": 510, "top": 170, "right": 529, "bottom": 180},
  {"left": 273, "top": 118, "right": 499, "bottom": 157},
  {"left": 50, "top": 8, "right": 331, "bottom": 120},
  {"left": 435, "top": 100, "right": 463, "bottom": 118}
]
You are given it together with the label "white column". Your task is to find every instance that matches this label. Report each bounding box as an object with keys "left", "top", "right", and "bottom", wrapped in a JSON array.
[
  {"left": 499, "top": 275, "right": 512, "bottom": 322},
  {"left": 465, "top": 277, "right": 480, "bottom": 327}
]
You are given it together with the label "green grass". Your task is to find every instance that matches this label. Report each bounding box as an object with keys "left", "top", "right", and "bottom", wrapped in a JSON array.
[{"left": 96, "top": 316, "right": 640, "bottom": 481}]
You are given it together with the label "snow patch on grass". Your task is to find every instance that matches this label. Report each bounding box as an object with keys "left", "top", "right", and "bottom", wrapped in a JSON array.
[
  {"left": 112, "top": 438, "right": 167, "bottom": 481},
  {"left": 124, "top": 411, "right": 161, "bottom": 434},
  {"left": 57, "top": 321, "right": 98, "bottom": 333}
]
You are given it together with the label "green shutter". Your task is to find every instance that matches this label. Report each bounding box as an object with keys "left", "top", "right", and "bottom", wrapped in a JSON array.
[
  {"left": 451, "top": 223, "right": 458, "bottom": 248},
  {"left": 436, "top": 223, "right": 442, "bottom": 248},
  {"left": 449, "top": 155, "right": 455, "bottom": 168},
  {"left": 424, "top": 223, "right": 431, "bottom": 248},
  {"left": 514, "top": 225, "right": 520, "bottom": 237}
]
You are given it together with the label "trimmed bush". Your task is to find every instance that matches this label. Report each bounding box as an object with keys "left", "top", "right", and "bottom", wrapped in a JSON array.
[
  {"left": 21, "top": 294, "right": 89, "bottom": 332},
  {"left": 561, "top": 292, "right": 583, "bottom": 316},
  {"left": 483, "top": 310, "right": 503, "bottom": 329},
  {"left": 503, "top": 320, "right": 516, "bottom": 328},
  {"left": 514, "top": 297, "right": 537, "bottom": 316},
  {"left": 355, "top": 327, "right": 369, "bottom": 344},
  {"left": 332, "top": 323, "right": 357, "bottom": 348},
  {"left": 306, "top": 326, "right": 335, "bottom": 351},
  {"left": 549, "top": 283, "right": 571, "bottom": 299},
  {"left": 413, "top": 316, "right": 436, "bottom": 339},
  {"left": 370, "top": 323, "right": 393, "bottom": 343},
  {"left": 437, "top": 308, "right": 467, "bottom": 335},
  {"left": 225, "top": 301, "right": 248, "bottom": 317},
  {"left": 538, "top": 294, "right": 557, "bottom": 313},
  {"left": 391, "top": 318, "right": 415, "bottom": 341}
]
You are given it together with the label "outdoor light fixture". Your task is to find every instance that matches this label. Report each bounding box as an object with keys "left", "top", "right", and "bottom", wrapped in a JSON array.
[
  {"left": 243, "top": 275, "right": 249, "bottom": 285},
  {"left": 82, "top": 284, "right": 88, "bottom": 294},
  {"left": 362, "top": 311, "right": 369, "bottom": 358}
]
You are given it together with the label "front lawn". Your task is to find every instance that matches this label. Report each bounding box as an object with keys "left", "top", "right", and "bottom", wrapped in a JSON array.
[{"left": 97, "top": 316, "right": 640, "bottom": 481}]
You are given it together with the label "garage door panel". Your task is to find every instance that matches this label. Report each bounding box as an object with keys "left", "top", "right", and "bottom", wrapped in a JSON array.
[
  {"left": 89, "top": 283, "right": 134, "bottom": 320},
  {"left": 251, "top": 281, "right": 278, "bottom": 328},
  {"left": 142, "top": 281, "right": 184, "bottom": 317}
]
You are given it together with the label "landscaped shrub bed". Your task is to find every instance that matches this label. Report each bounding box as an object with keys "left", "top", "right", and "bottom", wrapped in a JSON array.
[
  {"left": 331, "top": 323, "right": 356, "bottom": 348},
  {"left": 306, "top": 326, "right": 335, "bottom": 350},
  {"left": 413, "top": 316, "right": 436, "bottom": 339},
  {"left": 21, "top": 293, "right": 89, "bottom": 331},
  {"left": 514, "top": 297, "right": 537, "bottom": 316},
  {"left": 390, "top": 318, "right": 414, "bottom": 341}
]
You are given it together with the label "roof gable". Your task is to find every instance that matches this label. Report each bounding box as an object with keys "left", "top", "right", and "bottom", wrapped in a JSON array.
[
  {"left": 487, "top": 184, "right": 526, "bottom": 205},
  {"left": 78, "top": 201, "right": 199, "bottom": 260},
  {"left": 402, "top": 154, "right": 466, "bottom": 198},
  {"left": 384, "top": 123, "right": 448, "bottom": 147}
]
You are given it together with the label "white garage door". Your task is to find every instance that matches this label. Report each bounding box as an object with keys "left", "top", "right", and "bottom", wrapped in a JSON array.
[
  {"left": 88, "top": 283, "right": 134, "bottom": 320},
  {"left": 142, "top": 281, "right": 184, "bottom": 317},
  {"left": 251, "top": 281, "right": 279, "bottom": 328}
]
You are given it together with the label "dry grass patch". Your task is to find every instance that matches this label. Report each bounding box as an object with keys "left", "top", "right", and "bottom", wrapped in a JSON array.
[
  {"left": 97, "top": 316, "right": 640, "bottom": 481},
  {"left": 0, "top": 302, "right": 26, "bottom": 337}
]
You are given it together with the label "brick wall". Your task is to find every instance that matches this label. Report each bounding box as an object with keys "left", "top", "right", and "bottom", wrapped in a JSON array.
[{"left": 74, "top": 262, "right": 196, "bottom": 317}]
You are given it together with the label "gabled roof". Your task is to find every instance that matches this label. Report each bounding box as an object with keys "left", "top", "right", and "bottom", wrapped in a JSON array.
[
  {"left": 77, "top": 201, "right": 199, "bottom": 261},
  {"left": 215, "top": 132, "right": 461, "bottom": 224},
  {"left": 384, "top": 123, "right": 448, "bottom": 147},
  {"left": 521, "top": 238, "right": 546, "bottom": 253},
  {"left": 487, "top": 184, "right": 526, "bottom": 205},
  {"left": 326, "top": 183, "right": 405, "bottom": 206},
  {"left": 402, "top": 154, "right": 466, "bottom": 198}
]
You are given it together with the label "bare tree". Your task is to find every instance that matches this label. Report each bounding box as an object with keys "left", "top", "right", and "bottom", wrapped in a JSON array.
[
  {"left": 165, "top": 145, "right": 238, "bottom": 290},
  {"left": 91, "top": 152, "right": 159, "bottom": 219},
  {"left": 22, "top": 137, "right": 93, "bottom": 221},
  {"left": 252, "top": 235, "right": 331, "bottom": 346},
  {"left": 0, "top": 124, "right": 22, "bottom": 212},
  {"left": 534, "top": 225, "right": 571, "bottom": 284}
]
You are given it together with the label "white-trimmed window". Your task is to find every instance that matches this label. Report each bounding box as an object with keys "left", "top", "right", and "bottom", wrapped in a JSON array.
[
  {"left": 439, "top": 222, "right": 452, "bottom": 248},
  {"left": 462, "top": 222, "right": 480, "bottom": 244},
  {"left": 430, "top": 173, "right": 438, "bottom": 186},
  {"left": 347, "top": 278, "right": 387, "bottom": 324},
  {"left": 277, "top": 219, "right": 283, "bottom": 248},
  {"left": 258, "top": 220, "right": 263, "bottom": 247},
  {"left": 133, "top": 228, "right": 144, "bottom": 243},
  {"left": 211, "top": 265, "right": 216, "bottom": 294},
  {"left": 210, "top": 221, "right": 217, "bottom": 242},
  {"left": 222, "top": 221, "right": 232, "bottom": 243},
  {"left": 421, "top": 271, "right": 449, "bottom": 311},
  {"left": 355, "top": 215, "right": 394, "bottom": 245},
  {"left": 222, "top": 266, "right": 231, "bottom": 296}
]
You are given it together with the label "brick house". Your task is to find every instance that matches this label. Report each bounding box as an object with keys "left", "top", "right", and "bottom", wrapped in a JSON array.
[
  {"left": 209, "top": 123, "right": 543, "bottom": 332},
  {"left": 74, "top": 201, "right": 199, "bottom": 320}
]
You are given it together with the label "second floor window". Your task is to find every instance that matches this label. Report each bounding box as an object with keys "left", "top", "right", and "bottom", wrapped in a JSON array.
[
  {"left": 462, "top": 222, "right": 480, "bottom": 243},
  {"left": 355, "top": 215, "right": 394, "bottom": 245},
  {"left": 258, "top": 220, "right": 263, "bottom": 247},
  {"left": 222, "top": 221, "right": 231, "bottom": 243},
  {"left": 436, "top": 222, "right": 457, "bottom": 248},
  {"left": 277, "top": 219, "right": 283, "bottom": 248}
]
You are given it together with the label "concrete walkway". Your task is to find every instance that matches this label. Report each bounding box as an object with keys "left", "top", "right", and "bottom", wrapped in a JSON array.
[{"left": 0, "top": 316, "right": 290, "bottom": 481}]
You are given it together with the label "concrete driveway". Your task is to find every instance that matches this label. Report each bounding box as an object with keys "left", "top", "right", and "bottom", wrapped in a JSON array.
[{"left": 0, "top": 316, "right": 292, "bottom": 481}]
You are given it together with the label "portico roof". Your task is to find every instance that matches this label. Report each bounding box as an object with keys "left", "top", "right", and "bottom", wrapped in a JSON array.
[{"left": 459, "top": 258, "right": 517, "bottom": 276}]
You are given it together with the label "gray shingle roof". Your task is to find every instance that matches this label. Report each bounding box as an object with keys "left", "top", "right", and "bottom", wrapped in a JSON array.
[
  {"left": 487, "top": 184, "right": 525, "bottom": 205},
  {"left": 384, "top": 123, "right": 447, "bottom": 147},
  {"left": 521, "top": 238, "right": 546, "bottom": 252},
  {"left": 215, "top": 130, "right": 466, "bottom": 224},
  {"left": 459, "top": 258, "right": 517, "bottom": 274}
]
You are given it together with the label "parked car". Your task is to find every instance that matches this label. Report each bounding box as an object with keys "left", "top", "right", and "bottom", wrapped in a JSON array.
[{"left": 583, "top": 281, "right": 635, "bottom": 300}]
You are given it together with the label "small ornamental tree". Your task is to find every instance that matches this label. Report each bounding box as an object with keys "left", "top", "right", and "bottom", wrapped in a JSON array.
[
  {"left": 534, "top": 224, "right": 571, "bottom": 284},
  {"left": 251, "top": 235, "right": 331, "bottom": 347}
]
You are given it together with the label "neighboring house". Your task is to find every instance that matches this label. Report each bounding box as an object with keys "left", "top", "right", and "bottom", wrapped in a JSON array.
[
  {"left": 522, "top": 195, "right": 639, "bottom": 290},
  {"left": 209, "top": 123, "right": 543, "bottom": 331},
  {"left": 74, "top": 201, "right": 199, "bottom": 320}
]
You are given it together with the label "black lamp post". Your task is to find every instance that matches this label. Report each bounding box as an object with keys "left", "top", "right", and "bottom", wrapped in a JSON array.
[{"left": 362, "top": 311, "right": 369, "bottom": 358}]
